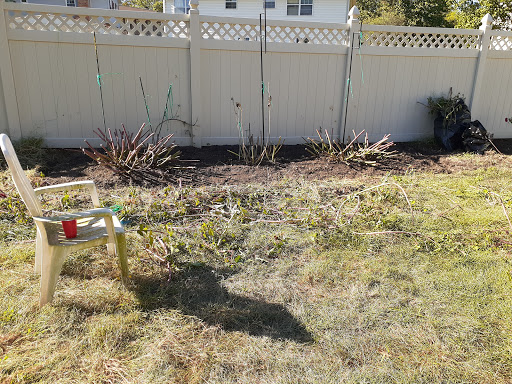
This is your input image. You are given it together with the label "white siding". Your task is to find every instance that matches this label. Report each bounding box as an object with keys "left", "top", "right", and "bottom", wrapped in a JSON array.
[
  {"left": 90, "top": 0, "right": 115, "bottom": 9},
  {"left": 166, "top": 0, "right": 349, "bottom": 23},
  {"left": 25, "top": 0, "right": 69, "bottom": 6},
  {"left": 17, "top": 0, "right": 116, "bottom": 9}
]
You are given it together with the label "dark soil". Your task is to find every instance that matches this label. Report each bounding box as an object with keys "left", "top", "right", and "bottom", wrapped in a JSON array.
[{"left": 37, "top": 140, "right": 512, "bottom": 189}]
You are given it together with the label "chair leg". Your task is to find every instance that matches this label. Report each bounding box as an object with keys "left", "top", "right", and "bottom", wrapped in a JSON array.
[
  {"left": 35, "top": 229, "right": 43, "bottom": 275},
  {"left": 40, "top": 247, "right": 70, "bottom": 307},
  {"left": 116, "top": 233, "right": 129, "bottom": 285}
]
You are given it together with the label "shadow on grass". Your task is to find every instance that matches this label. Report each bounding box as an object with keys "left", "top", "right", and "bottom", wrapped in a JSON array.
[{"left": 130, "top": 265, "right": 313, "bottom": 343}]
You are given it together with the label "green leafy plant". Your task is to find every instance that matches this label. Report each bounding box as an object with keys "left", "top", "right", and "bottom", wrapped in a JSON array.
[
  {"left": 423, "top": 88, "right": 466, "bottom": 128},
  {"left": 0, "top": 193, "right": 31, "bottom": 225},
  {"left": 306, "top": 129, "right": 397, "bottom": 165},
  {"left": 137, "top": 224, "right": 186, "bottom": 281},
  {"left": 82, "top": 123, "right": 181, "bottom": 182}
]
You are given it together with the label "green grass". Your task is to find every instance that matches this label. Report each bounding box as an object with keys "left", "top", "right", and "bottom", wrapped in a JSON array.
[{"left": 2, "top": 150, "right": 512, "bottom": 383}]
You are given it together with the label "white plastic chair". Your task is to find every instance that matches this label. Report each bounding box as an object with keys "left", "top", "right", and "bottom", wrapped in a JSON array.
[{"left": 0, "top": 134, "right": 128, "bottom": 307}]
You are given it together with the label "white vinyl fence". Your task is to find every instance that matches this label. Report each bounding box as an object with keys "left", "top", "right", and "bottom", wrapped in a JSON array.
[{"left": 0, "top": 1, "right": 511, "bottom": 147}]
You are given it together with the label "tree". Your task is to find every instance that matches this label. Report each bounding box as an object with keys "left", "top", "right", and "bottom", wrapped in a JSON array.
[
  {"left": 153, "top": 1, "right": 163, "bottom": 12},
  {"left": 121, "top": 0, "right": 164, "bottom": 11},
  {"left": 448, "top": 0, "right": 512, "bottom": 29},
  {"left": 360, "top": 1, "right": 408, "bottom": 25},
  {"left": 356, "top": 0, "right": 453, "bottom": 27},
  {"left": 405, "top": 0, "right": 452, "bottom": 27}
]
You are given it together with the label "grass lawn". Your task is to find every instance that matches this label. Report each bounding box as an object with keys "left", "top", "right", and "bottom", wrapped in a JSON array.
[{"left": 1, "top": 148, "right": 512, "bottom": 383}]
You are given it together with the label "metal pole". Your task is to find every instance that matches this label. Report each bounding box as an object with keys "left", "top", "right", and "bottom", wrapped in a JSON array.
[
  {"left": 264, "top": 1, "right": 267, "bottom": 53},
  {"left": 342, "top": 31, "right": 358, "bottom": 144},
  {"left": 93, "top": 32, "right": 107, "bottom": 131},
  {"left": 260, "top": 14, "right": 265, "bottom": 144}
]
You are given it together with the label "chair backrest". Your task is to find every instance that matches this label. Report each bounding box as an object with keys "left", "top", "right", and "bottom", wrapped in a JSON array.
[{"left": 0, "top": 134, "right": 43, "bottom": 217}]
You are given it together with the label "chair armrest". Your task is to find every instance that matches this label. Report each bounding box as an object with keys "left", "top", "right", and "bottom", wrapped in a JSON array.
[
  {"left": 34, "top": 181, "right": 100, "bottom": 208},
  {"left": 33, "top": 208, "right": 114, "bottom": 223}
]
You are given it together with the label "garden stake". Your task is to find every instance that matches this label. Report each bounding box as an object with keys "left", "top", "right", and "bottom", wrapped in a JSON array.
[
  {"left": 342, "top": 26, "right": 363, "bottom": 144},
  {"left": 93, "top": 32, "right": 107, "bottom": 131},
  {"left": 139, "top": 77, "right": 152, "bottom": 130},
  {"left": 260, "top": 13, "right": 265, "bottom": 145},
  {"left": 158, "top": 84, "right": 175, "bottom": 140}
]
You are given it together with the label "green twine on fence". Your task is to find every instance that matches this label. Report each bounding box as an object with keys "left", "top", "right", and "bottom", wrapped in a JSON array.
[
  {"left": 343, "top": 31, "right": 365, "bottom": 102},
  {"left": 345, "top": 77, "right": 354, "bottom": 102},
  {"left": 139, "top": 77, "right": 152, "bottom": 129},
  {"left": 96, "top": 72, "right": 123, "bottom": 87},
  {"left": 262, "top": 81, "right": 266, "bottom": 95},
  {"left": 162, "top": 84, "right": 174, "bottom": 122}
]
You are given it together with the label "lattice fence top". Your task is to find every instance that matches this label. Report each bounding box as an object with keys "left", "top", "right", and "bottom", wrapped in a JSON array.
[
  {"left": 6, "top": 9, "right": 189, "bottom": 38},
  {"left": 490, "top": 35, "right": 512, "bottom": 51},
  {"left": 361, "top": 30, "right": 481, "bottom": 49},
  {"left": 201, "top": 21, "right": 349, "bottom": 45}
]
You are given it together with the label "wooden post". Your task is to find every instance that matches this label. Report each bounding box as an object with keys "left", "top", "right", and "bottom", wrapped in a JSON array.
[
  {"left": 469, "top": 13, "right": 493, "bottom": 117},
  {"left": 0, "top": 1, "right": 21, "bottom": 139},
  {"left": 189, "top": 0, "right": 202, "bottom": 147},
  {"left": 338, "top": 5, "right": 360, "bottom": 142}
]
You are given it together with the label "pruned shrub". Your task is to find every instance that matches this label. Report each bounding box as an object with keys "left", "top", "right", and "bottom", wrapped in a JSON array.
[
  {"left": 305, "top": 129, "right": 397, "bottom": 165},
  {"left": 82, "top": 123, "right": 181, "bottom": 182}
]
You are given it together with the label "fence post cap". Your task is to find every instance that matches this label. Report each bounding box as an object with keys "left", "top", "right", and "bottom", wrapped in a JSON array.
[
  {"left": 480, "top": 13, "right": 493, "bottom": 29},
  {"left": 189, "top": 0, "right": 199, "bottom": 11},
  {"left": 348, "top": 5, "right": 360, "bottom": 20}
]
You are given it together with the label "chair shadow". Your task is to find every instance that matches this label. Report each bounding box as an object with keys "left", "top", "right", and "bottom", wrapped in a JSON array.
[{"left": 130, "top": 265, "right": 313, "bottom": 343}]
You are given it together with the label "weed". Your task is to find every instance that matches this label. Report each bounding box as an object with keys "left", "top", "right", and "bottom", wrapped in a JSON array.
[{"left": 0, "top": 137, "right": 46, "bottom": 171}]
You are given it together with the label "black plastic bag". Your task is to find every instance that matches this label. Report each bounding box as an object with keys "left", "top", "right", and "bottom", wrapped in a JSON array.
[{"left": 462, "top": 120, "right": 490, "bottom": 154}]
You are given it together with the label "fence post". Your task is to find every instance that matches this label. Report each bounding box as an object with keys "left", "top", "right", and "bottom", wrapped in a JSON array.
[
  {"left": 189, "top": 0, "right": 202, "bottom": 147},
  {"left": 0, "top": 1, "right": 21, "bottom": 139},
  {"left": 469, "top": 13, "right": 493, "bottom": 117},
  {"left": 338, "top": 5, "right": 360, "bottom": 143}
]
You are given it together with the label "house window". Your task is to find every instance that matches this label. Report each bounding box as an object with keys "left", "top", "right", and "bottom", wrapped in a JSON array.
[
  {"left": 264, "top": 0, "right": 275, "bottom": 8},
  {"left": 287, "top": 0, "right": 312, "bottom": 15},
  {"left": 226, "top": 0, "right": 236, "bottom": 9},
  {"left": 66, "top": 0, "right": 76, "bottom": 6},
  {"left": 174, "top": 0, "right": 190, "bottom": 13}
]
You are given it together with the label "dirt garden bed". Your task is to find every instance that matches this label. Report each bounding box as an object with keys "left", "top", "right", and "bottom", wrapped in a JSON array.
[{"left": 38, "top": 139, "right": 512, "bottom": 188}]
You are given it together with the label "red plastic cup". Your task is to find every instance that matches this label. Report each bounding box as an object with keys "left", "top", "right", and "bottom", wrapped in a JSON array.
[{"left": 61, "top": 219, "right": 77, "bottom": 239}]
